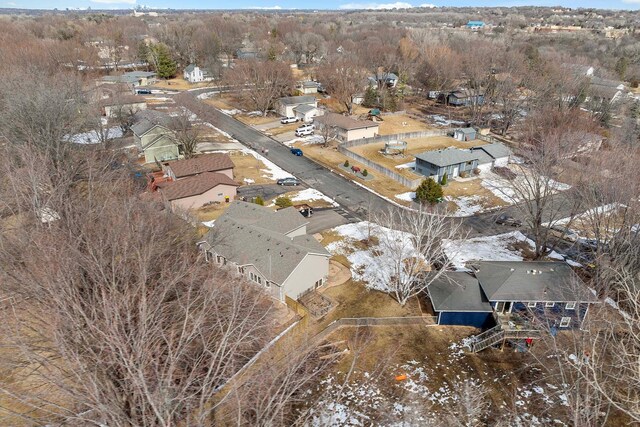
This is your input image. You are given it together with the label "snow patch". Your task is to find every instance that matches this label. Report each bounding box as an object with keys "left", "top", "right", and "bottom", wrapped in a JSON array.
[
  {"left": 68, "top": 127, "right": 123, "bottom": 144},
  {"left": 289, "top": 188, "right": 339, "bottom": 207},
  {"left": 395, "top": 161, "right": 415, "bottom": 170},
  {"left": 445, "top": 195, "right": 484, "bottom": 217},
  {"left": 394, "top": 192, "right": 415, "bottom": 202}
]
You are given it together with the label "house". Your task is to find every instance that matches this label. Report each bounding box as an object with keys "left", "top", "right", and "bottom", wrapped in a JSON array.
[
  {"left": 414, "top": 142, "right": 511, "bottom": 180},
  {"left": 276, "top": 95, "right": 318, "bottom": 117},
  {"left": 314, "top": 113, "right": 379, "bottom": 142},
  {"left": 352, "top": 93, "right": 365, "bottom": 105},
  {"left": 183, "top": 64, "right": 204, "bottom": 83},
  {"left": 427, "top": 261, "right": 600, "bottom": 351},
  {"left": 446, "top": 91, "right": 485, "bottom": 107},
  {"left": 163, "top": 153, "right": 234, "bottom": 180},
  {"left": 298, "top": 81, "right": 319, "bottom": 94},
  {"left": 131, "top": 110, "right": 180, "bottom": 164},
  {"left": 466, "top": 21, "right": 486, "bottom": 30},
  {"left": 369, "top": 72, "right": 399, "bottom": 88},
  {"left": 156, "top": 172, "right": 239, "bottom": 210},
  {"left": 453, "top": 127, "right": 476, "bottom": 142},
  {"left": 100, "top": 95, "right": 147, "bottom": 118},
  {"left": 236, "top": 47, "right": 259, "bottom": 59},
  {"left": 201, "top": 201, "right": 331, "bottom": 302},
  {"left": 102, "top": 71, "right": 157, "bottom": 88},
  {"left": 294, "top": 104, "right": 321, "bottom": 122},
  {"left": 589, "top": 77, "right": 628, "bottom": 103}
]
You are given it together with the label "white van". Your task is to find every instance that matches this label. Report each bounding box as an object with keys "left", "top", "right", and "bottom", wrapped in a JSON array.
[{"left": 295, "top": 124, "right": 315, "bottom": 137}]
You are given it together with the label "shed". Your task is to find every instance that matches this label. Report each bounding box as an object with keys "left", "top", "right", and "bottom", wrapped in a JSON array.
[
  {"left": 427, "top": 272, "right": 494, "bottom": 328},
  {"left": 454, "top": 127, "right": 476, "bottom": 142}
]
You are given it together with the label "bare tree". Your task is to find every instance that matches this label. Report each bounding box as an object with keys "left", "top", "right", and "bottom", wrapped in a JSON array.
[
  {"left": 317, "top": 120, "right": 338, "bottom": 147},
  {"left": 171, "top": 111, "right": 200, "bottom": 158},
  {"left": 317, "top": 56, "right": 367, "bottom": 115},
  {"left": 0, "top": 176, "right": 277, "bottom": 426},
  {"left": 373, "top": 206, "right": 466, "bottom": 306},
  {"left": 225, "top": 59, "right": 294, "bottom": 116}
]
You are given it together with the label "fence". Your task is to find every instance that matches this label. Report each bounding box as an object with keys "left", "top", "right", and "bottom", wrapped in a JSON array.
[{"left": 338, "top": 129, "right": 449, "bottom": 189}]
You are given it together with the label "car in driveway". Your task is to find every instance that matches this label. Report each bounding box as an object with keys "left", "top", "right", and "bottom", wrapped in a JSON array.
[
  {"left": 290, "top": 148, "right": 303, "bottom": 156},
  {"left": 280, "top": 116, "right": 299, "bottom": 124},
  {"left": 495, "top": 214, "right": 522, "bottom": 227},
  {"left": 295, "top": 124, "right": 315, "bottom": 137},
  {"left": 277, "top": 177, "right": 300, "bottom": 186}
]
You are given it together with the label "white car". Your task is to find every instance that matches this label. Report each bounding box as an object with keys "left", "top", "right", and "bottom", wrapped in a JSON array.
[
  {"left": 295, "top": 124, "right": 315, "bottom": 137},
  {"left": 280, "top": 116, "right": 299, "bottom": 124}
]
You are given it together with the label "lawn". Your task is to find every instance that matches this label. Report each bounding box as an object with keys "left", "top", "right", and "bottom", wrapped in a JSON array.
[
  {"left": 237, "top": 114, "right": 278, "bottom": 126},
  {"left": 291, "top": 140, "right": 412, "bottom": 204},
  {"left": 229, "top": 151, "right": 278, "bottom": 185},
  {"left": 152, "top": 77, "right": 211, "bottom": 91},
  {"left": 265, "top": 122, "right": 299, "bottom": 135},
  {"left": 376, "top": 113, "right": 434, "bottom": 135},
  {"left": 443, "top": 178, "right": 508, "bottom": 215},
  {"left": 204, "top": 95, "right": 241, "bottom": 112}
]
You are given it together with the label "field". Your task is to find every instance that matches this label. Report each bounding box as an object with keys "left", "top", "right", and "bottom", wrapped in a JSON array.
[
  {"left": 376, "top": 113, "right": 434, "bottom": 135},
  {"left": 290, "top": 140, "right": 413, "bottom": 204},
  {"left": 152, "top": 77, "right": 211, "bottom": 91}
]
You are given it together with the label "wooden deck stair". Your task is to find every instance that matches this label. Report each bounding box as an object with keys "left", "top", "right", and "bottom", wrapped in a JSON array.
[{"left": 471, "top": 325, "right": 505, "bottom": 353}]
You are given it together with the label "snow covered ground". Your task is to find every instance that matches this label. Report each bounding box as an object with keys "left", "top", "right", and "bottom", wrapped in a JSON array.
[
  {"left": 427, "top": 114, "right": 465, "bottom": 127},
  {"left": 394, "top": 192, "right": 415, "bottom": 202},
  {"left": 325, "top": 221, "right": 423, "bottom": 292},
  {"left": 444, "top": 195, "right": 485, "bottom": 217},
  {"left": 220, "top": 108, "right": 242, "bottom": 116},
  {"left": 289, "top": 188, "right": 339, "bottom": 207},
  {"left": 283, "top": 135, "right": 324, "bottom": 146},
  {"left": 443, "top": 231, "right": 563, "bottom": 270},
  {"left": 481, "top": 169, "right": 571, "bottom": 204},
  {"left": 241, "top": 148, "right": 293, "bottom": 180},
  {"left": 395, "top": 161, "right": 415, "bottom": 170},
  {"left": 68, "top": 127, "right": 123, "bottom": 144}
]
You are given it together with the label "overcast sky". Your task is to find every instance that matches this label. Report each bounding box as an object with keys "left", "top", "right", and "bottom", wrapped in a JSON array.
[{"left": 2, "top": 0, "right": 638, "bottom": 11}]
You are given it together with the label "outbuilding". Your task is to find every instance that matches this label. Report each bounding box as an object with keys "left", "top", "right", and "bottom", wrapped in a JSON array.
[{"left": 314, "top": 113, "right": 379, "bottom": 142}]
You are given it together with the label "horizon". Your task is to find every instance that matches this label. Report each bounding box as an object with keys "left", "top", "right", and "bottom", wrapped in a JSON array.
[{"left": 1, "top": 1, "right": 638, "bottom": 11}]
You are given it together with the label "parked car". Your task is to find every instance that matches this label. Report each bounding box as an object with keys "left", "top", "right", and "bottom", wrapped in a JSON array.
[
  {"left": 495, "top": 214, "right": 522, "bottom": 227},
  {"left": 290, "top": 148, "right": 304, "bottom": 156},
  {"left": 136, "top": 89, "right": 152, "bottom": 95},
  {"left": 280, "top": 116, "right": 299, "bottom": 124},
  {"left": 295, "top": 203, "right": 314, "bottom": 217},
  {"left": 277, "top": 177, "right": 300, "bottom": 186},
  {"left": 549, "top": 225, "right": 580, "bottom": 242},
  {"left": 295, "top": 124, "right": 315, "bottom": 137}
]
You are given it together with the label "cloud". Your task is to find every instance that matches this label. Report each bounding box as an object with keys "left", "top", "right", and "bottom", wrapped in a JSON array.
[
  {"left": 245, "top": 5, "right": 283, "bottom": 9},
  {"left": 339, "top": 2, "right": 434, "bottom": 9},
  {"left": 622, "top": 0, "right": 640, "bottom": 3},
  {"left": 91, "top": 0, "right": 137, "bottom": 4},
  {"left": 419, "top": 3, "right": 436, "bottom": 7},
  {"left": 6, "top": 1, "right": 16, "bottom": 5}
]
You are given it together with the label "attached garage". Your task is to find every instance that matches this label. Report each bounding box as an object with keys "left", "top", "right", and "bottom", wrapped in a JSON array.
[{"left": 427, "top": 272, "right": 494, "bottom": 328}]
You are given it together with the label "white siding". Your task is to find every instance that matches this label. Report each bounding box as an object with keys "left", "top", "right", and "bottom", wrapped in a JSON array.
[{"left": 281, "top": 254, "right": 330, "bottom": 300}]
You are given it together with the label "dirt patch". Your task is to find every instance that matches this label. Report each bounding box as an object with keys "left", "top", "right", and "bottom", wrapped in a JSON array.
[
  {"left": 324, "top": 260, "right": 352, "bottom": 288},
  {"left": 265, "top": 122, "right": 299, "bottom": 135},
  {"left": 229, "top": 151, "right": 277, "bottom": 185},
  {"left": 237, "top": 114, "right": 277, "bottom": 126},
  {"left": 195, "top": 202, "right": 230, "bottom": 222},
  {"left": 152, "top": 77, "right": 210, "bottom": 91}
]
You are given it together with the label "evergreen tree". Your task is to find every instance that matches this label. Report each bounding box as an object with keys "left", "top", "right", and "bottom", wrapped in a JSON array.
[
  {"left": 275, "top": 196, "right": 293, "bottom": 208},
  {"left": 149, "top": 44, "right": 177, "bottom": 79},
  {"left": 415, "top": 178, "right": 443, "bottom": 205},
  {"left": 441, "top": 172, "right": 448, "bottom": 186}
]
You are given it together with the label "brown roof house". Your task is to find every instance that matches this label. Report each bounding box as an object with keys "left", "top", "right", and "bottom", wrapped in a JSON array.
[
  {"left": 101, "top": 95, "right": 147, "bottom": 118},
  {"left": 315, "top": 112, "right": 379, "bottom": 142},
  {"left": 201, "top": 201, "right": 330, "bottom": 302},
  {"left": 157, "top": 172, "right": 239, "bottom": 211},
  {"left": 163, "top": 153, "right": 235, "bottom": 180}
]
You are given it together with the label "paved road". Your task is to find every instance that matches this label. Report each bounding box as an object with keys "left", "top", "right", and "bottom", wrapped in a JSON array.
[
  {"left": 307, "top": 208, "right": 350, "bottom": 234},
  {"left": 237, "top": 183, "right": 292, "bottom": 201},
  {"left": 175, "top": 91, "right": 392, "bottom": 220}
]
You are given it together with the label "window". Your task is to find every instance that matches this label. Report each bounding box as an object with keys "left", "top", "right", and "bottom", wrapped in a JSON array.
[
  {"left": 265, "top": 281, "right": 271, "bottom": 289},
  {"left": 560, "top": 317, "right": 571, "bottom": 328},
  {"left": 545, "top": 302, "right": 555, "bottom": 308},
  {"left": 218, "top": 193, "right": 223, "bottom": 196},
  {"left": 566, "top": 302, "right": 576, "bottom": 310},
  {"left": 528, "top": 302, "right": 537, "bottom": 308}
]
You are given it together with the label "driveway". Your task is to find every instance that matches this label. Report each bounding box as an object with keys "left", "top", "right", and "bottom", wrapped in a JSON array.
[
  {"left": 306, "top": 208, "right": 351, "bottom": 234},
  {"left": 237, "top": 184, "right": 292, "bottom": 201}
]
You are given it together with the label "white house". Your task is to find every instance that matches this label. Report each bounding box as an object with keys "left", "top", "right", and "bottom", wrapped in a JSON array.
[
  {"left": 183, "top": 64, "right": 204, "bottom": 83},
  {"left": 298, "top": 81, "right": 319, "bottom": 94},
  {"left": 277, "top": 95, "right": 318, "bottom": 117}
]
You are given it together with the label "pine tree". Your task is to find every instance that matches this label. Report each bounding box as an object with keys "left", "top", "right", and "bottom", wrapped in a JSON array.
[
  {"left": 415, "top": 178, "right": 443, "bottom": 205},
  {"left": 275, "top": 196, "right": 293, "bottom": 208},
  {"left": 149, "top": 44, "right": 177, "bottom": 79},
  {"left": 441, "top": 172, "right": 448, "bottom": 186}
]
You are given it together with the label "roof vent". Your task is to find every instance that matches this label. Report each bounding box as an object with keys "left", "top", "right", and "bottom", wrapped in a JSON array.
[{"left": 510, "top": 268, "right": 515, "bottom": 272}]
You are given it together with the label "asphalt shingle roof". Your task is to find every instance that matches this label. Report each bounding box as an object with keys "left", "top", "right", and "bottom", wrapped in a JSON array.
[
  {"left": 131, "top": 110, "right": 174, "bottom": 138},
  {"left": 474, "top": 261, "right": 597, "bottom": 303},
  {"left": 293, "top": 104, "right": 317, "bottom": 114},
  {"left": 222, "top": 201, "right": 308, "bottom": 236},
  {"left": 414, "top": 147, "right": 478, "bottom": 167},
  {"left": 184, "top": 64, "right": 196, "bottom": 73},
  {"left": 475, "top": 142, "right": 511, "bottom": 159},
  {"left": 204, "top": 202, "right": 329, "bottom": 284},
  {"left": 428, "top": 272, "right": 493, "bottom": 312},
  {"left": 157, "top": 172, "right": 238, "bottom": 200},
  {"left": 278, "top": 95, "right": 317, "bottom": 106},
  {"left": 315, "top": 113, "right": 379, "bottom": 131},
  {"left": 165, "top": 154, "right": 234, "bottom": 178}
]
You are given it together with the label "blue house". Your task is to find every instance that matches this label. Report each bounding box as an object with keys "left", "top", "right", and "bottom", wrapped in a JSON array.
[
  {"left": 466, "top": 21, "right": 486, "bottom": 30},
  {"left": 447, "top": 91, "right": 485, "bottom": 107},
  {"left": 427, "top": 261, "right": 600, "bottom": 352}
]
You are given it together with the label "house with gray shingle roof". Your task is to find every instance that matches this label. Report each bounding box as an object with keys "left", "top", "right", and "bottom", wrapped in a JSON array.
[
  {"left": 427, "top": 261, "right": 599, "bottom": 336},
  {"left": 201, "top": 201, "right": 330, "bottom": 302},
  {"left": 132, "top": 110, "right": 180, "bottom": 164},
  {"left": 277, "top": 95, "right": 318, "bottom": 117},
  {"left": 183, "top": 64, "right": 204, "bottom": 83},
  {"left": 414, "top": 143, "right": 511, "bottom": 180}
]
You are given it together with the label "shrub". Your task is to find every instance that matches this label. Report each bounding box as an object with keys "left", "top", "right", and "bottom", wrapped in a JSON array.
[
  {"left": 275, "top": 196, "right": 293, "bottom": 208},
  {"left": 254, "top": 196, "right": 265, "bottom": 206},
  {"left": 344, "top": 160, "right": 350, "bottom": 168},
  {"left": 473, "top": 168, "right": 481, "bottom": 175},
  {"left": 415, "top": 178, "right": 443, "bottom": 205},
  {"left": 459, "top": 171, "right": 468, "bottom": 178},
  {"left": 362, "top": 169, "right": 368, "bottom": 177},
  {"left": 441, "top": 172, "right": 448, "bottom": 185}
]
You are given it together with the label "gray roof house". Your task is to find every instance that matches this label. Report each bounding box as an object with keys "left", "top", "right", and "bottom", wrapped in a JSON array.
[
  {"left": 414, "top": 143, "right": 511, "bottom": 180},
  {"left": 201, "top": 201, "right": 330, "bottom": 302},
  {"left": 453, "top": 127, "right": 476, "bottom": 141},
  {"left": 277, "top": 95, "right": 318, "bottom": 117},
  {"left": 427, "top": 261, "right": 600, "bottom": 351},
  {"left": 101, "top": 71, "right": 157, "bottom": 87},
  {"left": 132, "top": 110, "right": 180, "bottom": 164}
]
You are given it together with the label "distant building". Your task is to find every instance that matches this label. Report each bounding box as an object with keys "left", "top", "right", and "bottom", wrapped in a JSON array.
[
  {"left": 276, "top": 95, "right": 318, "bottom": 117},
  {"left": 100, "top": 95, "right": 147, "bottom": 118},
  {"left": 101, "top": 71, "right": 157, "bottom": 88},
  {"left": 131, "top": 110, "right": 180, "bottom": 163},
  {"left": 298, "top": 81, "right": 319, "bottom": 95},
  {"left": 466, "top": 21, "right": 486, "bottom": 30},
  {"left": 414, "top": 143, "right": 511, "bottom": 180},
  {"left": 183, "top": 64, "right": 204, "bottom": 83},
  {"left": 314, "top": 113, "right": 379, "bottom": 142},
  {"left": 368, "top": 72, "right": 399, "bottom": 88},
  {"left": 453, "top": 127, "right": 476, "bottom": 142}
]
